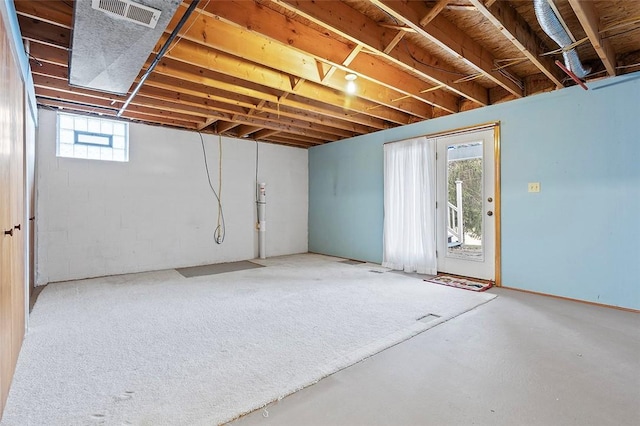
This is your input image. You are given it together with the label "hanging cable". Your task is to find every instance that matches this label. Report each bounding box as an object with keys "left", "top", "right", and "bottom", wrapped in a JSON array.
[
  {"left": 164, "top": 0, "right": 211, "bottom": 56},
  {"left": 199, "top": 132, "right": 226, "bottom": 244}
]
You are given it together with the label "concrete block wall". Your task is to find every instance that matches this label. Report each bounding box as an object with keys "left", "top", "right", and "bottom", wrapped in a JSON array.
[{"left": 36, "top": 108, "right": 308, "bottom": 284}]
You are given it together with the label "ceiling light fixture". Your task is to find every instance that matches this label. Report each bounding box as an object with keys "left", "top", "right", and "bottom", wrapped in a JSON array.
[{"left": 345, "top": 73, "right": 358, "bottom": 94}]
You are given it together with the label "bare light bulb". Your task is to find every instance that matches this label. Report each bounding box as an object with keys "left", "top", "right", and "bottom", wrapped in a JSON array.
[{"left": 345, "top": 73, "right": 357, "bottom": 94}]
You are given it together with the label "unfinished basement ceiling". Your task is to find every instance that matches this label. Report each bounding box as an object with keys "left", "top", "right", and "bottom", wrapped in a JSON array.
[
  {"left": 15, "top": 0, "right": 640, "bottom": 148},
  {"left": 69, "top": 0, "right": 181, "bottom": 94}
]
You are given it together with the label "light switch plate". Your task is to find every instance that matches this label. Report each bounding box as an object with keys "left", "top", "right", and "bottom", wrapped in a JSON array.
[{"left": 528, "top": 182, "right": 541, "bottom": 193}]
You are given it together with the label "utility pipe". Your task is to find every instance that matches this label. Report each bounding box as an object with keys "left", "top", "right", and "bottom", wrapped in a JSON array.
[
  {"left": 257, "top": 182, "right": 267, "bottom": 259},
  {"left": 117, "top": 0, "right": 200, "bottom": 117}
]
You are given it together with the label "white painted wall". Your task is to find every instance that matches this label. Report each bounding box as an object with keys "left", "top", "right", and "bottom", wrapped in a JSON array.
[{"left": 36, "top": 108, "right": 308, "bottom": 284}]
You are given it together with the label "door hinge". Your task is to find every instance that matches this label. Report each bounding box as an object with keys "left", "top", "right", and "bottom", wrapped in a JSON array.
[{"left": 436, "top": 250, "right": 438, "bottom": 258}]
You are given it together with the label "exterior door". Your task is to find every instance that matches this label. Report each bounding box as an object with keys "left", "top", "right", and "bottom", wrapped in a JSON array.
[{"left": 436, "top": 127, "right": 496, "bottom": 281}]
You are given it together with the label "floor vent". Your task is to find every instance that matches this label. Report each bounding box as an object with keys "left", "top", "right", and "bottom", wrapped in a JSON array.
[
  {"left": 369, "top": 269, "right": 385, "bottom": 274},
  {"left": 92, "top": 0, "right": 162, "bottom": 28}
]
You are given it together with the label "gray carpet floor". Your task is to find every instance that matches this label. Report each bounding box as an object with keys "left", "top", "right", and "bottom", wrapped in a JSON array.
[{"left": 2, "top": 254, "right": 495, "bottom": 425}]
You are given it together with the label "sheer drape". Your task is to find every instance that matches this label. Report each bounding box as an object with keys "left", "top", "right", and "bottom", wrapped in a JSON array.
[{"left": 382, "top": 137, "right": 437, "bottom": 274}]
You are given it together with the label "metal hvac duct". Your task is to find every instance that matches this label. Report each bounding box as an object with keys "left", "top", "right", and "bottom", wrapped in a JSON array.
[
  {"left": 533, "top": 0, "right": 590, "bottom": 78},
  {"left": 69, "top": 0, "right": 181, "bottom": 94}
]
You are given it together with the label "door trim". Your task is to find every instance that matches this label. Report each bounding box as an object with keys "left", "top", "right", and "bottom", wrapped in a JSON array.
[
  {"left": 385, "top": 121, "right": 501, "bottom": 285},
  {"left": 493, "top": 123, "right": 502, "bottom": 287}
]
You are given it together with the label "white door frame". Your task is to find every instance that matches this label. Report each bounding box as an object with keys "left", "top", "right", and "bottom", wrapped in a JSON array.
[{"left": 430, "top": 122, "right": 501, "bottom": 285}]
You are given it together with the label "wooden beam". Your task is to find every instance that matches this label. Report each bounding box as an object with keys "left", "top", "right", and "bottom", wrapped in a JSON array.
[
  {"left": 154, "top": 57, "right": 381, "bottom": 132},
  {"left": 254, "top": 129, "right": 280, "bottom": 140},
  {"left": 468, "top": 0, "right": 564, "bottom": 88},
  {"left": 216, "top": 121, "right": 241, "bottom": 133},
  {"left": 267, "top": 133, "right": 325, "bottom": 146},
  {"left": 322, "top": 45, "right": 364, "bottom": 83},
  {"left": 15, "top": 0, "right": 72, "bottom": 28},
  {"left": 446, "top": 4, "right": 476, "bottom": 12},
  {"left": 567, "top": 0, "right": 616, "bottom": 76},
  {"left": 37, "top": 96, "right": 202, "bottom": 129},
  {"left": 273, "top": 0, "right": 488, "bottom": 106},
  {"left": 197, "top": 117, "right": 219, "bottom": 131},
  {"left": 235, "top": 125, "right": 262, "bottom": 138},
  {"left": 249, "top": 100, "right": 267, "bottom": 116},
  {"left": 140, "top": 74, "right": 359, "bottom": 138},
  {"left": 163, "top": 38, "right": 414, "bottom": 124},
  {"left": 420, "top": 0, "right": 450, "bottom": 27},
  {"left": 17, "top": 14, "right": 70, "bottom": 48},
  {"left": 368, "top": 0, "right": 523, "bottom": 97},
  {"left": 197, "top": 0, "right": 451, "bottom": 112},
  {"left": 32, "top": 79, "right": 214, "bottom": 123},
  {"left": 261, "top": 135, "right": 314, "bottom": 148},
  {"left": 383, "top": 31, "right": 406, "bottom": 54},
  {"left": 170, "top": 3, "right": 434, "bottom": 118},
  {"left": 31, "top": 70, "right": 352, "bottom": 142},
  {"left": 22, "top": 41, "right": 67, "bottom": 66},
  {"left": 17, "top": 2, "right": 407, "bottom": 134}
]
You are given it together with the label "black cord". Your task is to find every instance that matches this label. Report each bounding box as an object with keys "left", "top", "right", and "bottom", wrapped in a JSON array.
[
  {"left": 376, "top": 5, "right": 469, "bottom": 77},
  {"left": 400, "top": 38, "right": 468, "bottom": 76},
  {"left": 28, "top": 53, "right": 43, "bottom": 67},
  {"left": 602, "top": 26, "right": 640, "bottom": 40},
  {"left": 199, "top": 132, "right": 225, "bottom": 244}
]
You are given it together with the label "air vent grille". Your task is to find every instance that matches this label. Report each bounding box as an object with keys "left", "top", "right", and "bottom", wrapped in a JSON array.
[{"left": 92, "top": 0, "right": 161, "bottom": 29}]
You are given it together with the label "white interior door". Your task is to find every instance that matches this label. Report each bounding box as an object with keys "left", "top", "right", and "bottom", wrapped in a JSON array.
[{"left": 435, "top": 128, "right": 495, "bottom": 280}]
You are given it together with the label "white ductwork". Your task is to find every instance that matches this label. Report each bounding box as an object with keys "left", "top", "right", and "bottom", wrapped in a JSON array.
[
  {"left": 69, "top": 0, "right": 181, "bottom": 94},
  {"left": 534, "top": 0, "right": 590, "bottom": 78},
  {"left": 257, "top": 183, "right": 267, "bottom": 259}
]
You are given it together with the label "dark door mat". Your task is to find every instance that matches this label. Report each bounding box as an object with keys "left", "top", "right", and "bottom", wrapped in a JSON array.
[{"left": 176, "top": 260, "right": 264, "bottom": 278}]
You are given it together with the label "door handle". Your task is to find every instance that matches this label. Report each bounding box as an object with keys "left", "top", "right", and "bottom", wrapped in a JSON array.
[
  {"left": 14, "top": 224, "right": 21, "bottom": 231},
  {"left": 4, "top": 228, "right": 13, "bottom": 236},
  {"left": 487, "top": 211, "right": 493, "bottom": 216}
]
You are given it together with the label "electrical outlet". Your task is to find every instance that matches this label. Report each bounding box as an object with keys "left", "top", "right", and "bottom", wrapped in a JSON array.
[{"left": 528, "top": 182, "right": 541, "bottom": 193}]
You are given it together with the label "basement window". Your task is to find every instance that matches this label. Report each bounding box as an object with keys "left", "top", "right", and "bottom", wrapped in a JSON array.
[{"left": 57, "top": 112, "right": 129, "bottom": 162}]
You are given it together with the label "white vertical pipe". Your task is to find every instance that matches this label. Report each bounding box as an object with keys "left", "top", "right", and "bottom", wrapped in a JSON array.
[{"left": 257, "top": 182, "right": 266, "bottom": 259}]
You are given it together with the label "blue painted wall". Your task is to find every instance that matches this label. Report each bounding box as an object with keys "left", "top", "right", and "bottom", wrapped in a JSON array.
[{"left": 309, "top": 72, "right": 640, "bottom": 310}]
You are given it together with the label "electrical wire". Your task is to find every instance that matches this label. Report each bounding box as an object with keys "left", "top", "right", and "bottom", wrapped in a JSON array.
[
  {"left": 375, "top": 4, "right": 472, "bottom": 78},
  {"left": 199, "top": 132, "right": 226, "bottom": 244},
  {"left": 601, "top": 26, "right": 640, "bottom": 40},
  {"left": 617, "top": 62, "right": 640, "bottom": 70},
  {"left": 28, "top": 53, "right": 43, "bottom": 67},
  {"left": 164, "top": 0, "right": 211, "bottom": 56},
  {"left": 400, "top": 39, "right": 468, "bottom": 76}
]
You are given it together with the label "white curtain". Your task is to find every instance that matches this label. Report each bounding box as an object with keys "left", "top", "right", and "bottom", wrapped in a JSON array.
[{"left": 382, "top": 136, "right": 437, "bottom": 275}]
